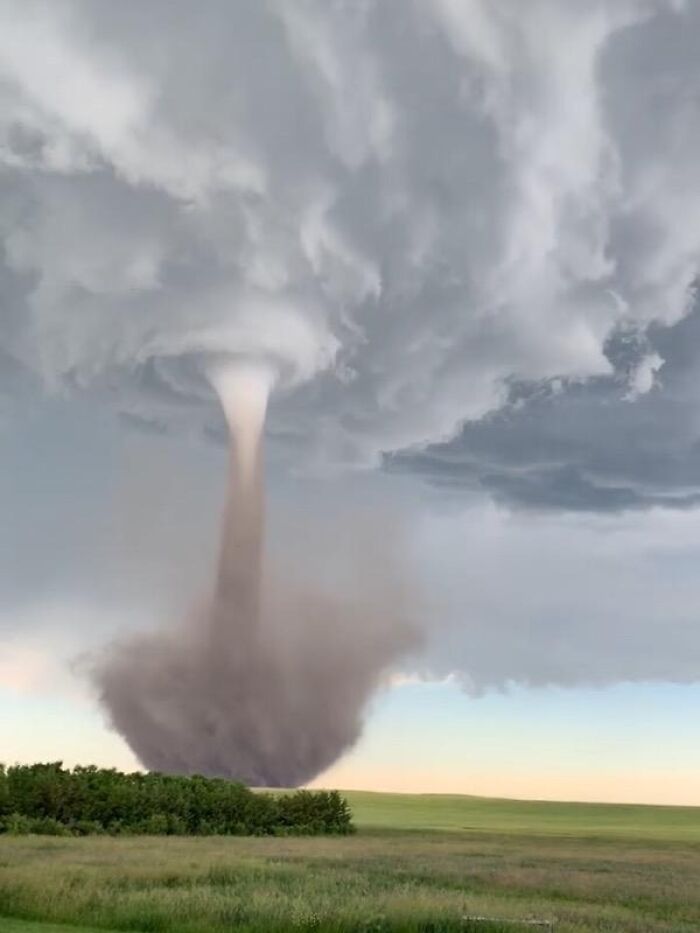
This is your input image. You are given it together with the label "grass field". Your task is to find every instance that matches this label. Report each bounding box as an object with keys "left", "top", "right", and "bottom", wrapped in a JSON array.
[
  {"left": 0, "top": 922, "right": 116, "bottom": 933},
  {"left": 345, "top": 790, "right": 700, "bottom": 842},
  {"left": 1, "top": 790, "right": 699, "bottom": 932}
]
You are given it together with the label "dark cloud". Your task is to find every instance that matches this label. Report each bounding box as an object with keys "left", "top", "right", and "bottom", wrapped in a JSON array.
[{"left": 393, "top": 302, "right": 700, "bottom": 511}]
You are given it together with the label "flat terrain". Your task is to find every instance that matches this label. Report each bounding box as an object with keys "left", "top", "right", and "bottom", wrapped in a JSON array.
[
  {"left": 346, "top": 790, "right": 700, "bottom": 842},
  {"left": 1, "top": 791, "right": 700, "bottom": 932}
]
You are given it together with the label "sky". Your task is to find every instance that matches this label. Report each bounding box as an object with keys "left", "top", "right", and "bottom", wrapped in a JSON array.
[{"left": 2, "top": 0, "right": 700, "bottom": 804}]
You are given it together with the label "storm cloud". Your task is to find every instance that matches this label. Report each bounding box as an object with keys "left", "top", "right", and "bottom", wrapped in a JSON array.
[
  {"left": 1, "top": 0, "right": 698, "bottom": 468},
  {"left": 394, "top": 301, "right": 700, "bottom": 511},
  {"left": 3, "top": 0, "right": 700, "bottom": 723}
]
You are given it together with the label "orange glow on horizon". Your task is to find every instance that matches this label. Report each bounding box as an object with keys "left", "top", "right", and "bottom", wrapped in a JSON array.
[{"left": 309, "top": 764, "right": 700, "bottom": 807}]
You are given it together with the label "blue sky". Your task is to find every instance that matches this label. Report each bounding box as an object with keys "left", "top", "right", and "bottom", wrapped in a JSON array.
[{"left": 318, "top": 680, "right": 700, "bottom": 803}]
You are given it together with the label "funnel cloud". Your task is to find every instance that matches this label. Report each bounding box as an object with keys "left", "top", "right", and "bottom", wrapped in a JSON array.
[{"left": 94, "top": 362, "right": 417, "bottom": 785}]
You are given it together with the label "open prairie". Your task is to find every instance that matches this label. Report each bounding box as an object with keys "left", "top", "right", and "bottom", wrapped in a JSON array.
[{"left": 1, "top": 791, "right": 700, "bottom": 932}]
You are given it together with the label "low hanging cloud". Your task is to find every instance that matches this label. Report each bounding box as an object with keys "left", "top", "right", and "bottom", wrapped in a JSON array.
[
  {"left": 415, "top": 500, "right": 700, "bottom": 692},
  {"left": 1, "top": 0, "right": 698, "bottom": 469}
]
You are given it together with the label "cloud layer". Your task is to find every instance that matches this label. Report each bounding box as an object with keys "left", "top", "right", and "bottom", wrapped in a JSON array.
[
  {"left": 1, "top": 0, "right": 699, "bottom": 472},
  {"left": 416, "top": 500, "right": 700, "bottom": 691},
  {"left": 394, "top": 301, "right": 700, "bottom": 511}
]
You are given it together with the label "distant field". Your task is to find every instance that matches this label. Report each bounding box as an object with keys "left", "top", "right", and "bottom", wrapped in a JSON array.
[
  {"left": 1, "top": 790, "right": 700, "bottom": 932},
  {"left": 343, "top": 789, "right": 700, "bottom": 842}
]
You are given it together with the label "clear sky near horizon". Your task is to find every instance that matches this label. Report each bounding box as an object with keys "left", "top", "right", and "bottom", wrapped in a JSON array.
[
  {"left": 2, "top": 0, "right": 700, "bottom": 805},
  {"left": 4, "top": 673, "right": 700, "bottom": 805}
]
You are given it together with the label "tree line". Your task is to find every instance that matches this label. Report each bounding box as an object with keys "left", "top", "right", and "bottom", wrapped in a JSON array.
[{"left": 0, "top": 763, "right": 354, "bottom": 836}]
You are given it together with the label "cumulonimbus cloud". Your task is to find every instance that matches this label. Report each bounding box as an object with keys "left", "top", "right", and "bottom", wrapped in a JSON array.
[{"left": 1, "top": 0, "right": 698, "bottom": 469}]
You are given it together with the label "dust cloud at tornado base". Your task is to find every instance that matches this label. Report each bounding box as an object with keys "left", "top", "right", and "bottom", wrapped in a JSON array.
[{"left": 93, "top": 364, "right": 419, "bottom": 786}]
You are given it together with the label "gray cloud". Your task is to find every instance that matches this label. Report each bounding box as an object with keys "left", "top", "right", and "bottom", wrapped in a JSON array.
[
  {"left": 1, "top": 0, "right": 699, "bottom": 471},
  {"left": 393, "top": 301, "right": 700, "bottom": 511},
  {"left": 415, "top": 500, "right": 700, "bottom": 691}
]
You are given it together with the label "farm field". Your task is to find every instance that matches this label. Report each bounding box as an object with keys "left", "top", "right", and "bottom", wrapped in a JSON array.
[
  {"left": 345, "top": 790, "right": 700, "bottom": 842},
  {"left": 1, "top": 790, "right": 700, "bottom": 933}
]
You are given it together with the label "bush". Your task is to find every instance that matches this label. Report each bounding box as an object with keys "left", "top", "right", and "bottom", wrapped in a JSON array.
[
  {"left": 1, "top": 812, "right": 33, "bottom": 835},
  {"left": 27, "top": 816, "right": 72, "bottom": 836},
  {"left": 0, "top": 762, "right": 354, "bottom": 837}
]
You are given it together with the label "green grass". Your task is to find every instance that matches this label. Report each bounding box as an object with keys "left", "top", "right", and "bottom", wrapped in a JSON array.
[
  {"left": 343, "top": 790, "right": 700, "bottom": 842},
  {"left": 0, "top": 922, "right": 115, "bottom": 933},
  {"left": 1, "top": 790, "right": 700, "bottom": 932}
]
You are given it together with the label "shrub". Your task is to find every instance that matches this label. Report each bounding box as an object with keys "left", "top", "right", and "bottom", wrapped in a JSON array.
[
  {"left": 27, "top": 816, "right": 72, "bottom": 836},
  {"left": 0, "top": 763, "right": 354, "bottom": 837},
  {"left": 1, "top": 812, "right": 33, "bottom": 835}
]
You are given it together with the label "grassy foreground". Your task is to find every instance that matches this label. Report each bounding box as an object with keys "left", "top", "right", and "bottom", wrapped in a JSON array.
[
  {"left": 0, "top": 922, "right": 115, "bottom": 933},
  {"left": 1, "top": 790, "right": 699, "bottom": 932}
]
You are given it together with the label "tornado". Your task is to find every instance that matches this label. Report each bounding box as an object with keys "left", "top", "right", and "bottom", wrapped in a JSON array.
[
  {"left": 94, "top": 359, "right": 418, "bottom": 786},
  {"left": 208, "top": 362, "right": 273, "bottom": 651}
]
